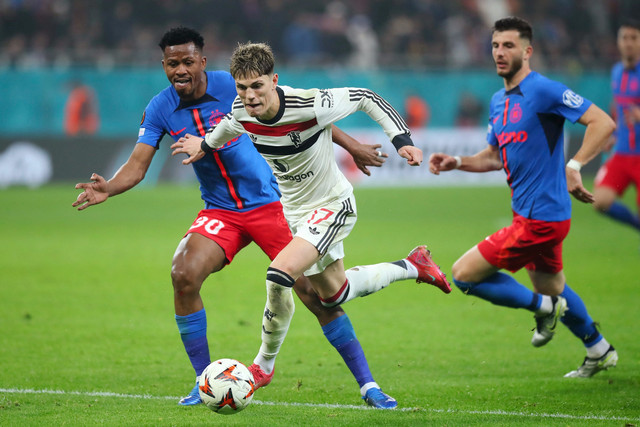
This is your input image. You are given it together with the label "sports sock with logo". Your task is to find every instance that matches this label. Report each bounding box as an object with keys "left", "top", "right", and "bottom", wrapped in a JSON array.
[
  {"left": 559, "top": 284, "right": 602, "bottom": 347},
  {"left": 253, "top": 267, "right": 295, "bottom": 374},
  {"left": 453, "top": 272, "right": 539, "bottom": 310},
  {"left": 322, "top": 314, "right": 375, "bottom": 391},
  {"left": 175, "top": 308, "right": 210, "bottom": 376}
]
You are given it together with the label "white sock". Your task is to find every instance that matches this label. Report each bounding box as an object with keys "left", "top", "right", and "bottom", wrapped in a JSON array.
[
  {"left": 360, "top": 381, "right": 380, "bottom": 396},
  {"left": 343, "top": 262, "right": 410, "bottom": 301},
  {"left": 253, "top": 278, "right": 295, "bottom": 374},
  {"left": 536, "top": 295, "right": 554, "bottom": 314},
  {"left": 586, "top": 337, "right": 610, "bottom": 359},
  {"left": 402, "top": 259, "right": 419, "bottom": 278}
]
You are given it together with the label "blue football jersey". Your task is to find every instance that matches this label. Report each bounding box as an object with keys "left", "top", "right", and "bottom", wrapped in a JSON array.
[
  {"left": 486, "top": 71, "right": 592, "bottom": 221},
  {"left": 137, "top": 70, "right": 280, "bottom": 211},
  {"left": 611, "top": 61, "right": 640, "bottom": 154}
]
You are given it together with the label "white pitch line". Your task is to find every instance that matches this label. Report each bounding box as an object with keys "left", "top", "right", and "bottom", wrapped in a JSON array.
[{"left": 0, "top": 388, "right": 638, "bottom": 422}]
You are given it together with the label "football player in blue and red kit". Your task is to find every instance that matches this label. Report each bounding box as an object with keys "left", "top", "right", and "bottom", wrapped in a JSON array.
[
  {"left": 593, "top": 20, "right": 640, "bottom": 234},
  {"left": 429, "top": 17, "right": 618, "bottom": 378},
  {"left": 73, "top": 27, "right": 398, "bottom": 408}
]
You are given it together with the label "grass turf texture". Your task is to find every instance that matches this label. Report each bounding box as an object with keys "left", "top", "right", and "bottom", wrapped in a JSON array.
[{"left": 0, "top": 184, "right": 638, "bottom": 426}]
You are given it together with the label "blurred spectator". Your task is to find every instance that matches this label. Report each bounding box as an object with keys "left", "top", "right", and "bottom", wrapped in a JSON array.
[
  {"left": 281, "top": 14, "right": 323, "bottom": 65},
  {"left": 64, "top": 80, "right": 100, "bottom": 136},
  {"left": 404, "top": 93, "right": 431, "bottom": 129},
  {"left": 346, "top": 14, "right": 378, "bottom": 69},
  {"left": 455, "top": 92, "right": 484, "bottom": 127},
  {"left": 0, "top": 0, "right": 634, "bottom": 70}
]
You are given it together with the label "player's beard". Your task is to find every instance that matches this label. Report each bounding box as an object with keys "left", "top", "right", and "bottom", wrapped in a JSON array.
[{"left": 497, "top": 55, "right": 523, "bottom": 81}]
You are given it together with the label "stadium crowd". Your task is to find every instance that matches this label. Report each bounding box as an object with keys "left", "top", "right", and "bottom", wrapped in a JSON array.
[{"left": 1, "top": 0, "right": 636, "bottom": 71}]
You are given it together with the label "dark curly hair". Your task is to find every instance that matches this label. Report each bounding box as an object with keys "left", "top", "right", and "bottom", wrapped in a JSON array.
[
  {"left": 158, "top": 26, "right": 204, "bottom": 51},
  {"left": 492, "top": 17, "right": 533, "bottom": 43},
  {"left": 620, "top": 19, "right": 640, "bottom": 32}
]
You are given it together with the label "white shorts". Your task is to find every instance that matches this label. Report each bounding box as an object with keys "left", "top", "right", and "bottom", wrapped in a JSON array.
[{"left": 287, "top": 194, "right": 357, "bottom": 276}]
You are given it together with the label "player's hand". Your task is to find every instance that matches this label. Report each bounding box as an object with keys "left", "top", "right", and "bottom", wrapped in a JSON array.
[
  {"left": 566, "top": 167, "right": 594, "bottom": 204},
  {"left": 350, "top": 143, "right": 388, "bottom": 176},
  {"left": 428, "top": 153, "right": 457, "bottom": 175},
  {"left": 398, "top": 145, "right": 422, "bottom": 166},
  {"left": 170, "top": 133, "right": 206, "bottom": 165},
  {"left": 73, "top": 173, "right": 109, "bottom": 211}
]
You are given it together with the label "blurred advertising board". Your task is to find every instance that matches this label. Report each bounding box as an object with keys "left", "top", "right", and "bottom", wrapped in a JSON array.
[{"left": 2, "top": 127, "right": 569, "bottom": 188}]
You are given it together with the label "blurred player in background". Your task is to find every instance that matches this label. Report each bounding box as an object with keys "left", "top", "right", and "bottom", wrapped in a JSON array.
[
  {"left": 72, "top": 27, "right": 405, "bottom": 409},
  {"left": 173, "top": 42, "right": 451, "bottom": 403},
  {"left": 593, "top": 20, "right": 640, "bottom": 235},
  {"left": 429, "top": 17, "right": 618, "bottom": 378}
]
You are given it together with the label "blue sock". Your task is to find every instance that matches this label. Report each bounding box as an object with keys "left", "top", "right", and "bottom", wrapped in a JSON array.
[
  {"left": 604, "top": 201, "right": 640, "bottom": 231},
  {"left": 559, "top": 284, "right": 602, "bottom": 347},
  {"left": 453, "top": 272, "right": 539, "bottom": 311},
  {"left": 322, "top": 314, "right": 374, "bottom": 388},
  {"left": 175, "top": 308, "right": 210, "bottom": 376}
]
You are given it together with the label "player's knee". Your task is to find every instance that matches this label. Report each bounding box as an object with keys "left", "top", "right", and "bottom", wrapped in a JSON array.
[
  {"left": 592, "top": 189, "right": 615, "bottom": 212},
  {"left": 451, "top": 262, "right": 477, "bottom": 294},
  {"left": 451, "top": 260, "right": 470, "bottom": 283},
  {"left": 170, "top": 263, "right": 202, "bottom": 295},
  {"left": 592, "top": 198, "right": 613, "bottom": 213}
]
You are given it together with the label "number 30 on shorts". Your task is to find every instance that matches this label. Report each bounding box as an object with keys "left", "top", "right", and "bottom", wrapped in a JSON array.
[{"left": 189, "top": 216, "right": 225, "bottom": 235}]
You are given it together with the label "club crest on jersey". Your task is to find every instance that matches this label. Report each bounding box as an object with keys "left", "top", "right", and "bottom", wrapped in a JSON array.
[
  {"left": 509, "top": 103, "right": 522, "bottom": 123},
  {"left": 562, "top": 90, "right": 584, "bottom": 108},
  {"left": 208, "top": 110, "right": 225, "bottom": 127},
  {"left": 287, "top": 130, "right": 302, "bottom": 147}
]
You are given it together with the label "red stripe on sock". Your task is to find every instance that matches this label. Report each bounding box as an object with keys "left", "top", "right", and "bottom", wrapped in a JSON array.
[{"left": 319, "top": 279, "right": 349, "bottom": 304}]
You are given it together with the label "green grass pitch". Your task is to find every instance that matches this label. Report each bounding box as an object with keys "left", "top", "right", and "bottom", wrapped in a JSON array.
[{"left": 0, "top": 183, "right": 638, "bottom": 426}]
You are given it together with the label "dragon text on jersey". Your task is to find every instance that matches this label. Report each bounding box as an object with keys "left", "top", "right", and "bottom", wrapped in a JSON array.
[{"left": 271, "top": 158, "right": 315, "bottom": 183}]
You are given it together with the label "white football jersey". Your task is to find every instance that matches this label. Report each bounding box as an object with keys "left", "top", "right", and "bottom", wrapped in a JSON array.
[{"left": 204, "top": 85, "right": 410, "bottom": 216}]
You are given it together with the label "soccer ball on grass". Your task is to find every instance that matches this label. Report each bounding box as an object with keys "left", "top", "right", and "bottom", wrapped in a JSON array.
[{"left": 198, "top": 358, "right": 255, "bottom": 414}]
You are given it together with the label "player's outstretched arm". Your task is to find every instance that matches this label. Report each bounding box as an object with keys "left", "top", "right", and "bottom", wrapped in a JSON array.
[
  {"left": 331, "top": 125, "right": 388, "bottom": 176},
  {"left": 170, "top": 133, "right": 206, "bottom": 165},
  {"left": 428, "top": 153, "right": 458, "bottom": 175},
  {"left": 72, "top": 143, "right": 155, "bottom": 211},
  {"left": 429, "top": 145, "right": 502, "bottom": 175},
  {"left": 568, "top": 104, "right": 616, "bottom": 203}
]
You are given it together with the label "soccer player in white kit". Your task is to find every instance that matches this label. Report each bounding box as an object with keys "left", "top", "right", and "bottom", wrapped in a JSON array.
[{"left": 172, "top": 42, "right": 450, "bottom": 404}]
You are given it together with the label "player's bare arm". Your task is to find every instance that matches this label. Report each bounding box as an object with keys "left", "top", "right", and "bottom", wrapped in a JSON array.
[
  {"left": 331, "top": 125, "right": 387, "bottom": 176},
  {"left": 73, "top": 143, "right": 155, "bottom": 211},
  {"left": 171, "top": 133, "right": 206, "bottom": 164},
  {"left": 429, "top": 145, "right": 502, "bottom": 174},
  {"left": 567, "top": 104, "right": 616, "bottom": 204}
]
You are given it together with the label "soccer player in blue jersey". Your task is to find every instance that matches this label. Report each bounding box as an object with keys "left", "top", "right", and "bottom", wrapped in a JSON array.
[
  {"left": 428, "top": 17, "right": 618, "bottom": 378},
  {"left": 593, "top": 20, "right": 640, "bottom": 234},
  {"left": 72, "top": 27, "right": 400, "bottom": 409}
]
